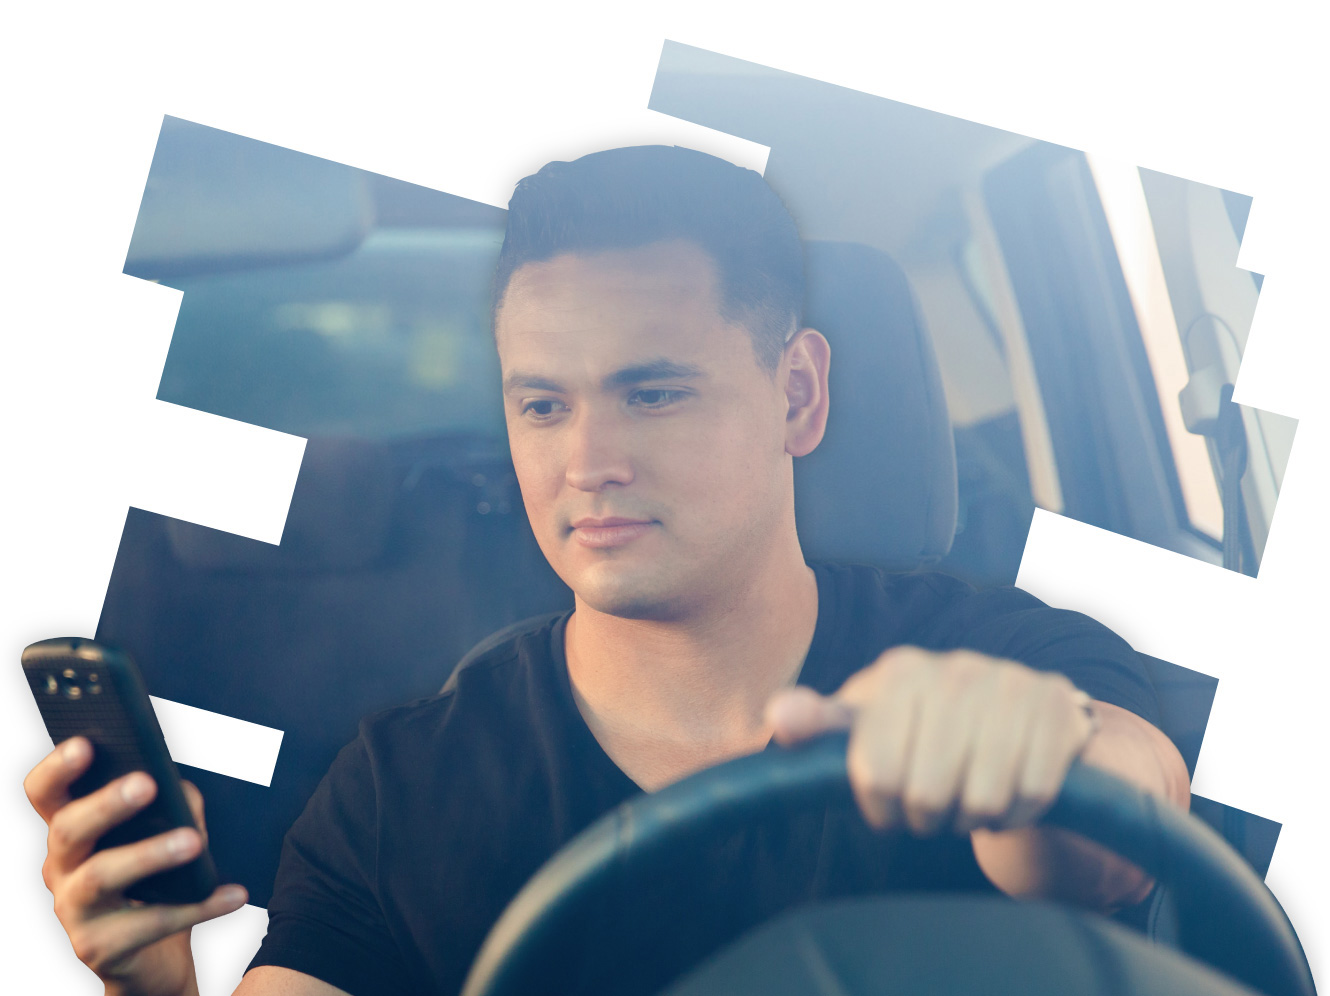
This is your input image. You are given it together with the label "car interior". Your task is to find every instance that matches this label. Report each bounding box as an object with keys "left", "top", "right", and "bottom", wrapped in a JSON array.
[{"left": 93, "top": 42, "right": 1304, "bottom": 994}]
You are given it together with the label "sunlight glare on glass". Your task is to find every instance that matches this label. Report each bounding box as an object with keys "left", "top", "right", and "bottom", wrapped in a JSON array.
[{"left": 1086, "top": 154, "right": 1223, "bottom": 541}]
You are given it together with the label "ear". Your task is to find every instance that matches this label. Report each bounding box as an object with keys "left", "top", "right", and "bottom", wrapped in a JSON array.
[{"left": 782, "top": 328, "right": 831, "bottom": 458}]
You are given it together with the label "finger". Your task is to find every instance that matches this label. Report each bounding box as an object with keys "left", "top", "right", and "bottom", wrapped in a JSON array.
[
  {"left": 181, "top": 781, "right": 207, "bottom": 844},
  {"left": 47, "top": 772, "right": 157, "bottom": 871},
  {"left": 900, "top": 657, "right": 989, "bottom": 836},
  {"left": 24, "top": 738, "right": 94, "bottom": 823},
  {"left": 846, "top": 667, "right": 930, "bottom": 831},
  {"left": 62, "top": 827, "right": 204, "bottom": 915},
  {"left": 68, "top": 884, "right": 248, "bottom": 977},
  {"left": 955, "top": 669, "right": 1038, "bottom": 833},
  {"left": 1010, "top": 681, "right": 1090, "bottom": 828},
  {"left": 834, "top": 645, "right": 931, "bottom": 709},
  {"left": 766, "top": 687, "right": 855, "bottom": 745}
]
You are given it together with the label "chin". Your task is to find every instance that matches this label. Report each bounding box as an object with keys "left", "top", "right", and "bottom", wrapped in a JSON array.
[{"left": 569, "top": 563, "right": 693, "bottom": 621}]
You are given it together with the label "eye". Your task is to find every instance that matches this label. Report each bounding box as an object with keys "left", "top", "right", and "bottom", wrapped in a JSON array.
[
  {"left": 629, "top": 389, "right": 686, "bottom": 409},
  {"left": 520, "top": 399, "right": 568, "bottom": 421}
]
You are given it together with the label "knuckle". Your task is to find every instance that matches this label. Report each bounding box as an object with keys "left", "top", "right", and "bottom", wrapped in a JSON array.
[
  {"left": 68, "top": 927, "right": 103, "bottom": 970},
  {"left": 76, "top": 863, "right": 103, "bottom": 903},
  {"left": 141, "top": 905, "right": 188, "bottom": 946},
  {"left": 902, "top": 785, "right": 947, "bottom": 817},
  {"left": 48, "top": 817, "right": 75, "bottom": 852},
  {"left": 943, "top": 648, "right": 982, "bottom": 670},
  {"left": 848, "top": 738, "right": 900, "bottom": 793},
  {"left": 962, "top": 793, "right": 1006, "bottom": 825},
  {"left": 1016, "top": 784, "right": 1055, "bottom": 814},
  {"left": 878, "top": 644, "right": 917, "bottom": 665},
  {"left": 1024, "top": 778, "right": 1058, "bottom": 802},
  {"left": 993, "top": 660, "right": 1027, "bottom": 690},
  {"left": 22, "top": 771, "right": 42, "bottom": 807},
  {"left": 1044, "top": 672, "right": 1076, "bottom": 702},
  {"left": 156, "top": 904, "right": 192, "bottom": 936},
  {"left": 52, "top": 888, "right": 79, "bottom": 928},
  {"left": 839, "top": 667, "right": 883, "bottom": 704},
  {"left": 879, "top": 645, "right": 926, "bottom": 676},
  {"left": 941, "top": 653, "right": 992, "bottom": 691},
  {"left": 934, "top": 663, "right": 967, "bottom": 693},
  {"left": 847, "top": 747, "right": 890, "bottom": 797}
]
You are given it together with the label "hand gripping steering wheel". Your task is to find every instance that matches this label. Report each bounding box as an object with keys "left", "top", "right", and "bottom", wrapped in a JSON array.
[{"left": 460, "top": 734, "right": 1314, "bottom": 996}]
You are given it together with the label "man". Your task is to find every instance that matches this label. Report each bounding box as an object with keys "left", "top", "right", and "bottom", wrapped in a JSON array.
[{"left": 25, "top": 145, "right": 1189, "bottom": 996}]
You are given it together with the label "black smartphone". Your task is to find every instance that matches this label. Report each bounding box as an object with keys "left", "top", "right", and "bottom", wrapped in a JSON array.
[{"left": 22, "top": 637, "right": 220, "bottom": 905}]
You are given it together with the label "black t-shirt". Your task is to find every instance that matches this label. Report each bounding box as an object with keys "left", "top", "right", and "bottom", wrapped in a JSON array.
[{"left": 248, "top": 564, "right": 1161, "bottom": 996}]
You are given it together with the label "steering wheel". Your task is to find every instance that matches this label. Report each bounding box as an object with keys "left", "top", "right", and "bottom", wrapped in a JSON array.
[{"left": 460, "top": 733, "right": 1314, "bottom": 996}]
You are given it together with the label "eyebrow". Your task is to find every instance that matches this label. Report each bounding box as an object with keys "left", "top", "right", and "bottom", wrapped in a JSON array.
[
  {"left": 503, "top": 358, "right": 705, "bottom": 395},
  {"left": 603, "top": 359, "right": 705, "bottom": 389}
]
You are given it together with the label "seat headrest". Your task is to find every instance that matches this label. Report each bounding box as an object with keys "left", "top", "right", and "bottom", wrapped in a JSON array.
[
  {"left": 793, "top": 241, "right": 957, "bottom": 569},
  {"left": 167, "top": 435, "right": 397, "bottom": 572}
]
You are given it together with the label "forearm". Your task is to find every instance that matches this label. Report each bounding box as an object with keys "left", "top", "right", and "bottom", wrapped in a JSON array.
[
  {"left": 972, "top": 700, "right": 1191, "bottom": 910},
  {"left": 107, "top": 976, "right": 199, "bottom": 996},
  {"left": 99, "top": 931, "right": 201, "bottom": 996}
]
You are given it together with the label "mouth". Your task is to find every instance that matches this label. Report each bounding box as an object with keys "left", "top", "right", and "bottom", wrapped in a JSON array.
[{"left": 568, "top": 517, "right": 656, "bottom": 549}]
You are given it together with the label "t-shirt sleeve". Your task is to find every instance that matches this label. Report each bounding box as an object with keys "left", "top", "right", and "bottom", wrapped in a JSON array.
[
  {"left": 246, "top": 731, "right": 414, "bottom": 996},
  {"left": 920, "top": 580, "right": 1162, "bottom": 727}
]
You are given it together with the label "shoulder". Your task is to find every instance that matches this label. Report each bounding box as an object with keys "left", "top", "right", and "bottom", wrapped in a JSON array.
[
  {"left": 812, "top": 562, "right": 1159, "bottom": 723},
  {"left": 815, "top": 560, "right": 1100, "bottom": 641},
  {"left": 814, "top": 561, "right": 988, "bottom": 634},
  {"left": 348, "top": 611, "right": 568, "bottom": 770},
  {"left": 441, "top": 610, "right": 567, "bottom": 693}
]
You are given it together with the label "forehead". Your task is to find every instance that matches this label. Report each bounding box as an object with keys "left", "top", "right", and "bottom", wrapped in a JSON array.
[{"left": 494, "top": 240, "right": 755, "bottom": 374}]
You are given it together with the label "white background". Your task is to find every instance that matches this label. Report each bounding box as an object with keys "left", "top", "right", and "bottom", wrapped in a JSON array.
[{"left": 2, "top": 1, "right": 1326, "bottom": 991}]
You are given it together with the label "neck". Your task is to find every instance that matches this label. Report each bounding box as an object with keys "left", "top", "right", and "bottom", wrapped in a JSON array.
[{"left": 565, "top": 541, "right": 819, "bottom": 790}]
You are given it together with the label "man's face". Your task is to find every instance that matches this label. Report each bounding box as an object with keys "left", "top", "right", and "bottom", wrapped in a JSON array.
[{"left": 494, "top": 239, "right": 797, "bottom": 620}]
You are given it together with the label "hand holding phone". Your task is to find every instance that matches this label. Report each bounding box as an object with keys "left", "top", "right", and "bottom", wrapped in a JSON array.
[{"left": 22, "top": 639, "right": 248, "bottom": 996}]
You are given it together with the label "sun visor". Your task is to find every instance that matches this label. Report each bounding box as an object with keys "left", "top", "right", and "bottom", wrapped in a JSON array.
[{"left": 125, "top": 116, "right": 374, "bottom": 281}]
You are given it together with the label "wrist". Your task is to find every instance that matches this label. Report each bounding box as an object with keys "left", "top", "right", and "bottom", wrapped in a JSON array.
[{"left": 103, "top": 958, "right": 200, "bottom": 996}]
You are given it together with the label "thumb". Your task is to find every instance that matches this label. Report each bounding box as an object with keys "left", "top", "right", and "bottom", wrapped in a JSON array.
[{"left": 766, "top": 686, "right": 856, "bottom": 746}]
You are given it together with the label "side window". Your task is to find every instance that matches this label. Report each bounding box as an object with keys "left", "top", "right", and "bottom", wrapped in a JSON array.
[
  {"left": 1134, "top": 167, "right": 1295, "bottom": 573},
  {"left": 981, "top": 143, "right": 1194, "bottom": 559},
  {"left": 1086, "top": 156, "right": 1224, "bottom": 543}
]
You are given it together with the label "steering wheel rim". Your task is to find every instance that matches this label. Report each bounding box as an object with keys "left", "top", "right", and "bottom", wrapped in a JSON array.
[{"left": 460, "top": 733, "right": 1313, "bottom": 996}]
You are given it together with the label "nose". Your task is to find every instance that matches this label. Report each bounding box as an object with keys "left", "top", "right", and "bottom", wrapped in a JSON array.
[{"left": 564, "top": 406, "right": 635, "bottom": 493}]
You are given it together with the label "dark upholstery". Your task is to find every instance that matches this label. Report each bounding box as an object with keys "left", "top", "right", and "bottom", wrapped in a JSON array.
[{"left": 794, "top": 241, "right": 957, "bottom": 568}]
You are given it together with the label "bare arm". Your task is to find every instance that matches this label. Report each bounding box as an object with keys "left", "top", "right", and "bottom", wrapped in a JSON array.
[
  {"left": 972, "top": 700, "right": 1190, "bottom": 909},
  {"left": 234, "top": 967, "right": 352, "bottom": 996},
  {"left": 768, "top": 647, "right": 1191, "bottom": 912}
]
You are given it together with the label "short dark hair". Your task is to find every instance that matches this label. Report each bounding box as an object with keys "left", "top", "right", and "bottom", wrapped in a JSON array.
[{"left": 493, "top": 145, "right": 804, "bottom": 370}]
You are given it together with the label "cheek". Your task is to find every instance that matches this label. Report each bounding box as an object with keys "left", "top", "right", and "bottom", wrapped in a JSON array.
[
  {"left": 671, "top": 411, "right": 784, "bottom": 515},
  {"left": 509, "top": 434, "right": 561, "bottom": 516}
]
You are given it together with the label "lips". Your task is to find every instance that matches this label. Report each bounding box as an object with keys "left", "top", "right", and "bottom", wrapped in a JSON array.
[{"left": 569, "top": 516, "right": 655, "bottom": 549}]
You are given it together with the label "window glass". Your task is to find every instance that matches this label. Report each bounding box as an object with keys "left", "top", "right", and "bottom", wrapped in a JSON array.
[
  {"left": 157, "top": 228, "right": 507, "bottom": 442},
  {"left": 1086, "top": 155, "right": 1223, "bottom": 541}
]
